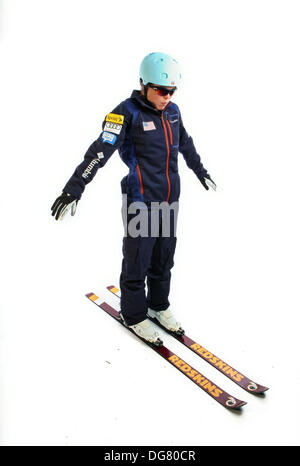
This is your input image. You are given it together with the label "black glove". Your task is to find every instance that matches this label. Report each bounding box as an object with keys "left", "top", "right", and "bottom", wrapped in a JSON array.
[
  {"left": 51, "top": 192, "right": 78, "bottom": 220},
  {"left": 200, "top": 174, "right": 217, "bottom": 191}
]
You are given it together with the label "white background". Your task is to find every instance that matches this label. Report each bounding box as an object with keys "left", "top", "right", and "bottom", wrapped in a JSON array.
[{"left": 1, "top": 0, "right": 300, "bottom": 446}]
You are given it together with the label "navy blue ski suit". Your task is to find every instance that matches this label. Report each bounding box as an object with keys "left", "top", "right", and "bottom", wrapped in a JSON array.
[{"left": 63, "top": 90, "right": 209, "bottom": 325}]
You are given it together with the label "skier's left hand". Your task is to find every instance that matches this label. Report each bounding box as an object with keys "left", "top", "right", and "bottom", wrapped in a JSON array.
[{"left": 200, "top": 174, "right": 217, "bottom": 191}]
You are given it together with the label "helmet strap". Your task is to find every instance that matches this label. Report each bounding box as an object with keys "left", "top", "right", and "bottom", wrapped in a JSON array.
[
  {"left": 140, "top": 79, "right": 157, "bottom": 110},
  {"left": 140, "top": 79, "right": 147, "bottom": 95},
  {"left": 144, "top": 84, "right": 149, "bottom": 99}
]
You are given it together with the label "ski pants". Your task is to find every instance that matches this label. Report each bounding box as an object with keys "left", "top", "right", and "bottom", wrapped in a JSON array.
[{"left": 120, "top": 207, "right": 177, "bottom": 326}]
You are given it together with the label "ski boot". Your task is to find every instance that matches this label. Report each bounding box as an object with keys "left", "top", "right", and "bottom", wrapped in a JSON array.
[
  {"left": 119, "top": 313, "right": 163, "bottom": 347},
  {"left": 147, "top": 308, "right": 185, "bottom": 336}
]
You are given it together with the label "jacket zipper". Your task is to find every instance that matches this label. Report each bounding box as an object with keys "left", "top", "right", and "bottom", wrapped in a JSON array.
[
  {"left": 166, "top": 119, "right": 173, "bottom": 145},
  {"left": 136, "top": 163, "right": 144, "bottom": 195},
  {"left": 161, "top": 111, "right": 171, "bottom": 203}
]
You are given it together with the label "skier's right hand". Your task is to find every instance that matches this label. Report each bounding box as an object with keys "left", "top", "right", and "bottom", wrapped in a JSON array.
[{"left": 51, "top": 192, "right": 78, "bottom": 221}]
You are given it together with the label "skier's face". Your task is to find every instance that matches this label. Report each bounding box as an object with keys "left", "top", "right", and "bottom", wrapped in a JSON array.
[{"left": 144, "top": 83, "right": 176, "bottom": 110}]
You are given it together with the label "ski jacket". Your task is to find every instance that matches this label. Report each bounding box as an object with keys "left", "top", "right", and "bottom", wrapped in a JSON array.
[{"left": 63, "top": 90, "right": 208, "bottom": 203}]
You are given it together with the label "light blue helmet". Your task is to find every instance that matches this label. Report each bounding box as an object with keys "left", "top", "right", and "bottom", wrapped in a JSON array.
[{"left": 140, "top": 52, "right": 182, "bottom": 88}]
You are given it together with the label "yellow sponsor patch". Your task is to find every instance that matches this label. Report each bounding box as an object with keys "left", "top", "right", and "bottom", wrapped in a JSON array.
[{"left": 106, "top": 113, "right": 124, "bottom": 124}]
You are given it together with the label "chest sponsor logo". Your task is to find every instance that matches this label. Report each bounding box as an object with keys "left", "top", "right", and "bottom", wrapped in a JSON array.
[
  {"left": 104, "top": 121, "right": 122, "bottom": 135},
  {"left": 106, "top": 113, "right": 124, "bottom": 124},
  {"left": 143, "top": 121, "right": 156, "bottom": 131},
  {"left": 168, "top": 114, "right": 179, "bottom": 123},
  {"left": 101, "top": 131, "right": 117, "bottom": 145}
]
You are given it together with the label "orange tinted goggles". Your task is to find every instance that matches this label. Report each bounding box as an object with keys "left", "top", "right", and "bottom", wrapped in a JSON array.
[{"left": 148, "top": 83, "right": 177, "bottom": 96}]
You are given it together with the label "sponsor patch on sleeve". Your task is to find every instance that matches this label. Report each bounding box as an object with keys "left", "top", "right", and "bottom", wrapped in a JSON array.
[
  {"left": 104, "top": 121, "right": 122, "bottom": 135},
  {"left": 101, "top": 131, "right": 117, "bottom": 145},
  {"left": 106, "top": 113, "right": 124, "bottom": 124}
]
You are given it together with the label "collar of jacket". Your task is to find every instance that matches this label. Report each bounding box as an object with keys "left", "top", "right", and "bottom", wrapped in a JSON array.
[{"left": 130, "top": 89, "right": 171, "bottom": 115}]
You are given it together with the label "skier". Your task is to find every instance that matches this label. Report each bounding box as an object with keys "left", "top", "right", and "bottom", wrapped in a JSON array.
[{"left": 51, "top": 52, "right": 216, "bottom": 346}]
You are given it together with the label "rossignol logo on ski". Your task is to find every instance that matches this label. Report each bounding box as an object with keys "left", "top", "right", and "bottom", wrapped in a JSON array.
[
  {"left": 168, "top": 354, "right": 222, "bottom": 398},
  {"left": 189, "top": 343, "right": 244, "bottom": 382}
]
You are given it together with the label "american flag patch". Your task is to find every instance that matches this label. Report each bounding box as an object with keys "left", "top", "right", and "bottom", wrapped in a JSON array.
[{"left": 143, "top": 121, "right": 156, "bottom": 131}]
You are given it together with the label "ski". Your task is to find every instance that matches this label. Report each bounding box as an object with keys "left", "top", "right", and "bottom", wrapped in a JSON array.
[
  {"left": 86, "top": 292, "right": 246, "bottom": 410},
  {"left": 107, "top": 285, "right": 269, "bottom": 395}
]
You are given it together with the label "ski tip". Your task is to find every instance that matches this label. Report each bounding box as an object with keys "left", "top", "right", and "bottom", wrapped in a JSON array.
[
  {"left": 254, "top": 385, "right": 269, "bottom": 394},
  {"left": 86, "top": 292, "right": 99, "bottom": 300},
  {"left": 234, "top": 400, "right": 247, "bottom": 410},
  {"left": 85, "top": 292, "right": 103, "bottom": 306},
  {"left": 225, "top": 397, "right": 247, "bottom": 410},
  {"left": 107, "top": 285, "right": 120, "bottom": 294},
  {"left": 246, "top": 382, "right": 269, "bottom": 394}
]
